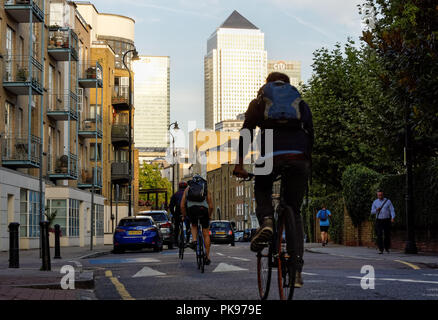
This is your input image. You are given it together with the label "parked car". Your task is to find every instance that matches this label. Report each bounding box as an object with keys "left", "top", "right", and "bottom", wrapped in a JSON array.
[
  {"left": 209, "top": 220, "right": 235, "bottom": 246},
  {"left": 234, "top": 230, "right": 244, "bottom": 242},
  {"left": 137, "top": 210, "right": 174, "bottom": 249},
  {"left": 113, "top": 216, "right": 163, "bottom": 253}
]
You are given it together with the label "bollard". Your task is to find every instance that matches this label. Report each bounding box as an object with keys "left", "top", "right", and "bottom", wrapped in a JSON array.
[
  {"left": 8, "top": 222, "right": 20, "bottom": 268},
  {"left": 40, "top": 221, "right": 51, "bottom": 271},
  {"left": 54, "top": 224, "right": 62, "bottom": 259}
]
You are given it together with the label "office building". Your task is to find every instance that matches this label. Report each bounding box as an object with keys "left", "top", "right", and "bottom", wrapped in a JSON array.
[{"left": 267, "top": 60, "right": 301, "bottom": 88}]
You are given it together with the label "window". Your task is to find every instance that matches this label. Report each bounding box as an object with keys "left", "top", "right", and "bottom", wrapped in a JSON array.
[
  {"left": 5, "top": 26, "right": 13, "bottom": 81},
  {"left": 20, "top": 189, "right": 40, "bottom": 238},
  {"left": 5, "top": 102, "right": 12, "bottom": 137},
  {"left": 47, "top": 199, "right": 67, "bottom": 236},
  {"left": 95, "top": 204, "right": 104, "bottom": 237},
  {"left": 90, "top": 143, "right": 102, "bottom": 161},
  {"left": 48, "top": 65, "right": 54, "bottom": 109},
  {"left": 69, "top": 199, "right": 80, "bottom": 237},
  {"left": 77, "top": 88, "right": 83, "bottom": 113}
]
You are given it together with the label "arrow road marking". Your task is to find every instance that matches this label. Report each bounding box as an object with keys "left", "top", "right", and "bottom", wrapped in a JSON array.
[
  {"left": 133, "top": 266, "right": 166, "bottom": 278},
  {"left": 213, "top": 263, "right": 248, "bottom": 273}
]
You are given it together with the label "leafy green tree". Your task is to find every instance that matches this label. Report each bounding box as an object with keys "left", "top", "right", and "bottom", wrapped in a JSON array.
[
  {"left": 302, "top": 40, "right": 398, "bottom": 190},
  {"left": 360, "top": 0, "right": 438, "bottom": 162},
  {"left": 138, "top": 163, "right": 172, "bottom": 209}
]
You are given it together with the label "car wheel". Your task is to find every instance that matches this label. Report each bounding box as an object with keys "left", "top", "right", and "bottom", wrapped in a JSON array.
[
  {"left": 113, "top": 246, "right": 124, "bottom": 254},
  {"left": 153, "top": 245, "right": 160, "bottom": 252}
]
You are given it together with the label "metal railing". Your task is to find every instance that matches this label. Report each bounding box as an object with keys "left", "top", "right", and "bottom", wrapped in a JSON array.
[
  {"left": 78, "top": 166, "right": 102, "bottom": 187},
  {"left": 111, "top": 161, "right": 129, "bottom": 180},
  {"left": 112, "top": 86, "right": 129, "bottom": 106},
  {"left": 1, "top": 135, "right": 41, "bottom": 164},
  {"left": 78, "top": 60, "right": 103, "bottom": 81},
  {"left": 48, "top": 27, "right": 79, "bottom": 58},
  {"left": 47, "top": 91, "right": 78, "bottom": 116},
  {"left": 51, "top": 153, "right": 78, "bottom": 178}
]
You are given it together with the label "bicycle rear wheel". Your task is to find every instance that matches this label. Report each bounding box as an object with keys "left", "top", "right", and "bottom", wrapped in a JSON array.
[
  {"left": 277, "top": 209, "right": 297, "bottom": 300},
  {"left": 257, "top": 242, "right": 273, "bottom": 300},
  {"left": 178, "top": 222, "right": 184, "bottom": 260},
  {"left": 198, "top": 230, "right": 205, "bottom": 273}
]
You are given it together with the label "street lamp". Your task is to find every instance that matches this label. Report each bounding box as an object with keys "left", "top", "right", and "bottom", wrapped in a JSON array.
[
  {"left": 168, "top": 121, "right": 179, "bottom": 195},
  {"left": 122, "top": 48, "right": 140, "bottom": 217}
]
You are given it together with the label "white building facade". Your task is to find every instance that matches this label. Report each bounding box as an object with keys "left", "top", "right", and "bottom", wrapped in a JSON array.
[{"left": 204, "top": 11, "right": 267, "bottom": 129}]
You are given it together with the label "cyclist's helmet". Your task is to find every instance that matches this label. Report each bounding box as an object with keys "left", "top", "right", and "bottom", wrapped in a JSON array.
[
  {"left": 178, "top": 181, "right": 188, "bottom": 190},
  {"left": 192, "top": 174, "right": 204, "bottom": 183}
]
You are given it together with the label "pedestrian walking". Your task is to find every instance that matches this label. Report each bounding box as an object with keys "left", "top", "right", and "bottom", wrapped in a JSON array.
[
  {"left": 371, "top": 190, "right": 395, "bottom": 254},
  {"left": 316, "top": 205, "right": 331, "bottom": 246}
]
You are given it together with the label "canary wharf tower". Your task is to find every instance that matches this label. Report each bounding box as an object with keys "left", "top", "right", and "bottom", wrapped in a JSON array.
[{"left": 204, "top": 11, "right": 267, "bottom": 129}]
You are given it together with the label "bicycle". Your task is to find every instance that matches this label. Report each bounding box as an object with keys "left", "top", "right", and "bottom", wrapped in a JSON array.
[{"left": 237, "top": 170, "right": 298, "bottom": 300}]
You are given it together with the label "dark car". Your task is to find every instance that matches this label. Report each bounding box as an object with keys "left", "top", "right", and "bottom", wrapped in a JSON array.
[
  {"left": 209, "top": 220, "right": 235, "bottom": 246},
  {"left": 113, "top": 216, "right": 163, "bottom": 253},
  {"left": 137, "top": 210, "right": 174, "bottom": 249}
]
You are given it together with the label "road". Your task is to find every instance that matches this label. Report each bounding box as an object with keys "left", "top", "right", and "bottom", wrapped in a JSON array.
[{"left": 82, "top": 242, "right": 438, "bottom": 300}]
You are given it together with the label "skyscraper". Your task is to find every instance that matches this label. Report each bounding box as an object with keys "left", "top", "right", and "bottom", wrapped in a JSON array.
[
  {"left": 133, "top": 56, "right": 170, "bottom": 163},
  {"left": 267, "top": 60, "right": 301, "bottom": 88},
  {"left": 204, "top": 10, "right": 267, "bottom": 129}
]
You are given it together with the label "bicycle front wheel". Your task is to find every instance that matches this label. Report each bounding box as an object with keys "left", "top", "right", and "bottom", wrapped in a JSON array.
[
  {"left": 178, "top": 223, "right": 184, "bottom": 260},
  {"left": 257, "top": 243, "right": 273, "bottom": 300},
  {"left": 277, "top": 209, "right": 297, "bottom": 300}
]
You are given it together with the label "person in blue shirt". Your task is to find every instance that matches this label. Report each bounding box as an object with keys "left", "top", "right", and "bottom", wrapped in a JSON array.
[
  {"left": 371, "top": 190, "right": 395, "bottom": 254},
  {"left": 316, "top": 205, "right": 331, "bottom": 246}
]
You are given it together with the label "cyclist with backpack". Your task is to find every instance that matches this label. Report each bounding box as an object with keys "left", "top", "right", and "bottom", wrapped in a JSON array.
[
  {"left": 316, "top": 205, "right": 331, "bottom": 246},
  {"left": 181, "top": 174, "right": 213, "bottom": 265},
  {"left": 234, "top": 72, "right": 314, "bottom": 288}
]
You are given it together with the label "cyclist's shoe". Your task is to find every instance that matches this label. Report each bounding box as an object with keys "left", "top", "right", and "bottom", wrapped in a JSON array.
[
  {"left": 250, "top": 217, "right": 273, "bottom": 252},
  {"left": 189, "top": 241, "right": 197, "bottom": 251},
  {"left": 294, "top": 271, "right": 303, "bottom": 288},
  {"left": 205, "top": 258, "right": 211, "bottom": 266}
]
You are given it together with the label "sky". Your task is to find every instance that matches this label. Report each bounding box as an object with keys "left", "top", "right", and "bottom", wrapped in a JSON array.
[{"left": 89, "top": 0, "right": 366, "bottom": 139}]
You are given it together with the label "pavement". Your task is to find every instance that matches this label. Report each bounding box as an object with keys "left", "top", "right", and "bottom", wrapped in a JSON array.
[
  {"left": 304, "top": 243, "right": 438, "bottom": 269},
  {"left": 0, "top": 244, "right": 113, "bottom": 300}
]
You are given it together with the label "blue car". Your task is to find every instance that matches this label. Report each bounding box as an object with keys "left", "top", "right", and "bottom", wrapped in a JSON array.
[{"left": 113, "top": 216, "right": 163, "bottom": 253}]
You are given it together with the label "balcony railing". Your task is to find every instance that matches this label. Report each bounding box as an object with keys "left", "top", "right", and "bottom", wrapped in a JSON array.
[
  {"left": 47, "top": 91, "right": 78, "bottom": 121},
  {"left": 78, "top": 166, "right": 102, "bottom": 189},
  {"left": 49, "top": 153, "right": 78, "bottom": 180},
  {"left": 78, "top": 61, "right": 103, "bottom": 88},
  {"left": 111, "top": 161, "right": 130, "bottom": 182},
  {"left": 112, "top": 86, "right": 129, "bottom": 110},
  {"left": 4, "top": 0, "right": 45, "bottom": 23},
  {"left": 112, "top": 188, "right": 130, "bottom": 202},
  {"left": 78, "top": 111, "right": 103, "bottom": 138},
  {"left": 111, "top": 123, "right": 130, "bottom": 144},
  {"left": 1, "top": 135, "right": 41, "bottom": 168},
  {"left": 48, "top": 27, "right": 79, "bottom": 61},
  {"left": 3, "top": 55, "right": 43, "bottom": 95}
]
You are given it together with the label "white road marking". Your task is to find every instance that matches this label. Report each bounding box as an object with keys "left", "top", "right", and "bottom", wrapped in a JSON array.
[
  {"left": 302, "top": 272, "right": 319, "bottom": 276},
  {"left": 213, "top": 263, "right": 248, "bottom": 273},
  {"left": 133, "top": 266, "right": 166, "bottom": 278},
  {"left": 216, "top": 253, "right": 224, "bottom": 256},
  {"left": 348, "top": 276, "right": 438, "bottom": 285},
  {"left": 423, "top": 274, "right": 438, "bottom": 277},
  {"left": 228, "top": 256, "right": 251, "bottom": 262}
]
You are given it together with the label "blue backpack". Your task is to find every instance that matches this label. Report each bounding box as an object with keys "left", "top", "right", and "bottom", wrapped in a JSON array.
[
  {"left": 319, "top": 210, "right": 328, "bottom": 222},
  {"left": 262, "top": 81, "right": 302, "bottom": 127}
]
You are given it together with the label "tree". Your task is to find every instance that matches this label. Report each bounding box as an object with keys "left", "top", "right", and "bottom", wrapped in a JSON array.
[
  {"left": 302, "top": 40, "right": 398, "bottom": 190},
  {"left": 138, "top": 163, "right": 172, "bottom": 209},
  {"left": 360, "top": 0, "right": 438, "bottom": 162}
]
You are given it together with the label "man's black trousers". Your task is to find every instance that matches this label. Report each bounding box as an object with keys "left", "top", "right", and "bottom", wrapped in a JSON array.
[{"left": 375, "top": 218, "right": 392, "bottom": 252}]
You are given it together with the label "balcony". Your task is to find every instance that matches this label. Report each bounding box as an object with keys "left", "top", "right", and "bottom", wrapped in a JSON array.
[
  {"left": 3, "top": 55, "right": 43, "bottom": 95},
  {"left": 4, "top": 0, "right": 44, "bottom": 23},
  {"left": 78, "top": 61, "right": 103, "bottom": 88},
  {"left": 111, "top": 161, "right": 130, "bottom": 182},
  {"left": 111, "top": 123, "right": 130, "bottom": 145},
  {"left": 112, "top": 187, "right": 130, "bottom": 203},
  {"left": 48, "top": 153, "right": 78, "bottom": 180},
  {"left": 112, "top": 86, "right": 129, "bottom": 111},
  {"left": 1, "top": 135, "right": 41, "bottom": 168},
  {"left": 46, "top": 91, "right": 78, "bottom": 121},
  {"left": 48, "top": 27, "right": 79, "bottom": 61},
  {"left": 78, "top": 112, "right": 103, "bottom": 139},
  {"left": 78, "top": 167, "right": 102, "bottom": 189}
]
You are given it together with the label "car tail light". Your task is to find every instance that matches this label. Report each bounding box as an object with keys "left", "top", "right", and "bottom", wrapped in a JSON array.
[
  {"left": 209, "top": 230, "right": 212, "bottom": 235},
  {"left": 228, "top": 230, "right": 233, "bottom": 235},
  {"left": 115, "top": 228, "right": 124, "bottom": 233},
  {"left": 160, "top": 222, "right": 172, "bottom": 228}
]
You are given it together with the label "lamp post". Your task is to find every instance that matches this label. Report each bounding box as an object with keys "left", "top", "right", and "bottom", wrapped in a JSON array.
[
  {"left": 168, "top": 122, "right": 179, "bottom": 195},
  {"left": 122, "top": 48, "right": 139, "bottom": 217}
]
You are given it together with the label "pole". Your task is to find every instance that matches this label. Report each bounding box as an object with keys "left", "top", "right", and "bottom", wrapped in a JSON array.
[
  {"left": 40, "top": 221, "right": 51, "bottom": 271},
  {"left": 54, "top": 224, "right": 61, "bottom": 259},
  {"left": 9, "top": 222, "right": 20, "bottom": 268},
  {"left": 404, "top": 104, "right": 417, "bottom": 254}
]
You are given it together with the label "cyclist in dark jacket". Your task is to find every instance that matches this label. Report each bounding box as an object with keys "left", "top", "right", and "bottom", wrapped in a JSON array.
[
  {"left": 169, "top": 181, "right": 190, "bottom": 244},
  {"left": 234, "top": 72, "right": 314, "bottom": 288}
]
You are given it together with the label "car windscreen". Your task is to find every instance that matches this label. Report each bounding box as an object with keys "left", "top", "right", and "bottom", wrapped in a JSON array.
[
  {"left": 118, "top": 219, "right": 153, "bottom": 227},
  {"left": 139, "top": 213, "right": 168, "bottom": 222},
  {"left": 210, "top": 222, "right": 231, "bottom": 229}
]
